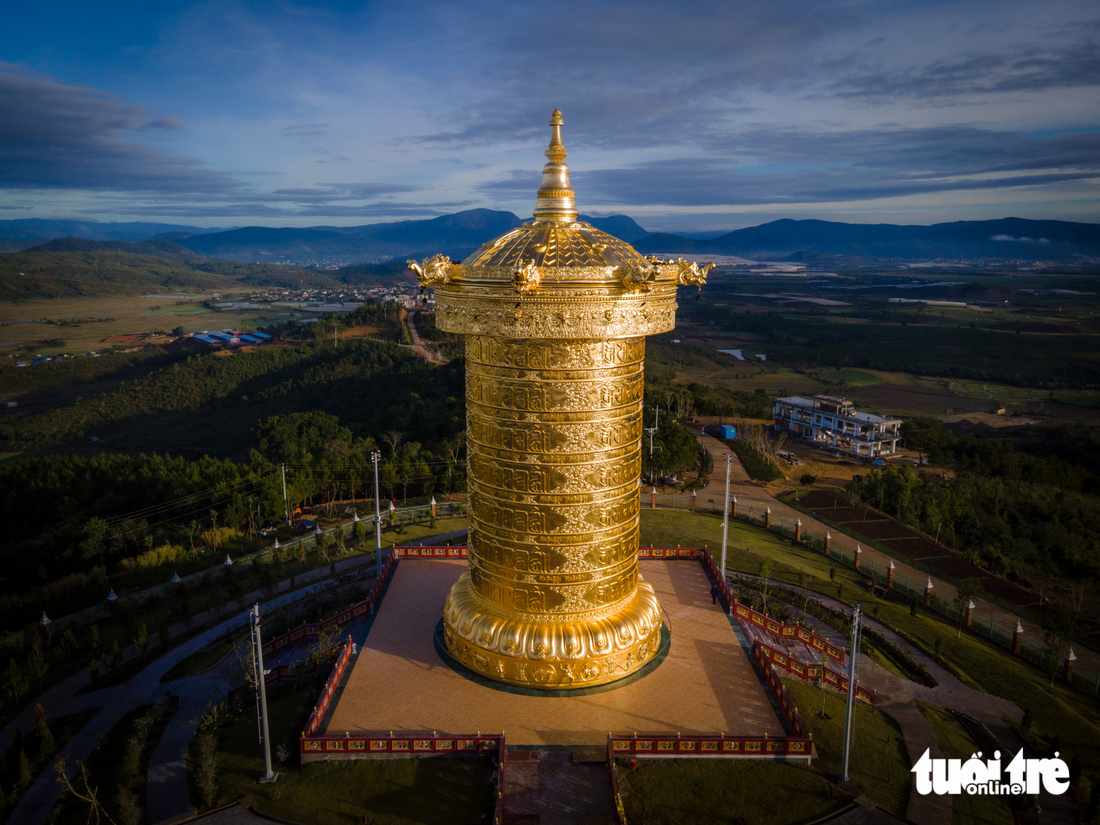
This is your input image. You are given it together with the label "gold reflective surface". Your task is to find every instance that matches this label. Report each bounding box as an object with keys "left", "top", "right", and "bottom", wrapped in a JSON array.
[{"left": 424, "top": 109, "right": 708, "bottom": 689}]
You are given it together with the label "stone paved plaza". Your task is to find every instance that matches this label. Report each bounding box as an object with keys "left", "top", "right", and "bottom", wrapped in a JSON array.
[{"left": 325, "top": 558, "right": 785, "bottom": 746}]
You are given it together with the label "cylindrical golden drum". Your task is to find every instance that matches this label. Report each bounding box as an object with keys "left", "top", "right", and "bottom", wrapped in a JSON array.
[
  {"left": 442, "top": 334, "right": 663, "bottom": 687},
  {"left": 416, "top": 108, "right": 709, "bottom": 690}
]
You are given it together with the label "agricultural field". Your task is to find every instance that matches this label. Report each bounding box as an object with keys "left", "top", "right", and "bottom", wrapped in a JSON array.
[
  {"left": 664, "top": 266, "right": 1100, "bottom": 421},
  {"left": 0, "top": 294, "right": 336, "bottom": 359}
]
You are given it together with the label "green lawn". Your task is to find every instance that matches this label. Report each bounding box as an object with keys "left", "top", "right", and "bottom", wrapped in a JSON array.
[
  {"left": 160, "top": 629, "right": 250, "bottom": 683},
  {"left": 195, "top": 687, "right": 496, "bottom": 825},
  {"left": 815, "top": 369, "right": 882, "bottom": 387},
  {"left": 640, "top": 508, "right": 854, "bottom": 586},
  {"left": 782, "top": 679, "right": 910, "bottom": 817},
  {"left": 617, "top": 758, "right": 850, "bottom": 825},
  {"left": 640, "top": 509, "right": 1100, "bottom": 783},
  {"left": 917, "top": 703, "right": 1013, "bottom": 825}
]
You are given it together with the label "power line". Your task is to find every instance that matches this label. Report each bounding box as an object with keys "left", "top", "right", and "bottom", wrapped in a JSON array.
[{"left": 98, "top": 470, "right": 279, "bottom": 527}]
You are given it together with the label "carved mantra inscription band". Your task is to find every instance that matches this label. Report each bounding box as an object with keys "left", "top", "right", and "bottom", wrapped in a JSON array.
[{"left": 417, "top": 109, "right": 709, "bottom": 689}]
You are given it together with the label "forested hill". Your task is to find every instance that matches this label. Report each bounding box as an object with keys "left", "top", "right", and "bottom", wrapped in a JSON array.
[{"left": 0, "top": 242, "right": 415, "bottom": 301}]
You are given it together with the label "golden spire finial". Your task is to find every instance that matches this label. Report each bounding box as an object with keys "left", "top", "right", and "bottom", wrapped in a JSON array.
[{"left": 533, "top": 108, "right": 578, "bottom": 223}]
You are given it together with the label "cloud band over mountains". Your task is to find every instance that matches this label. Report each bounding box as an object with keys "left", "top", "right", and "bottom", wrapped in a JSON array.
[{"left": 0, "top": 1, "right": 1098, "bottom": 227}]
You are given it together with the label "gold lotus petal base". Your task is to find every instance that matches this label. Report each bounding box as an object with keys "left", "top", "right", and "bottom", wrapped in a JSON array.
[{"left": 443, "top": 573, "right": 663, "bottom": 689}]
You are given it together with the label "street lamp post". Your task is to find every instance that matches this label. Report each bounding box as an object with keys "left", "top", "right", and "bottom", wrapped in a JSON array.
[
  {"left": 372, "top": 450, "right": 382, "bottom": 580},
  {"left": 841, "top": 602, "right": 863, "bottom": 783},
  {"left": 720, "top": 452, "right": 733, "bottom": 580},
  {"left": 249, "top": 604, "right": 278, "bottom": 784}
]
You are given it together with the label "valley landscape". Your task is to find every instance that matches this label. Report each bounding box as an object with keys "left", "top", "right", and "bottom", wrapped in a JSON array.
[
  {"left": 2, "top": 207, "right": 1099, "bottom": 825},
  {"left": 3, "top": 1, "right": 1100, "bottom": 823}
]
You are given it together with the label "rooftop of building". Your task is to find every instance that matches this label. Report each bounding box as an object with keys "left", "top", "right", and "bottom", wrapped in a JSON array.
[{"left": 774, "top": 395, "right": 902, "bottom": 426}]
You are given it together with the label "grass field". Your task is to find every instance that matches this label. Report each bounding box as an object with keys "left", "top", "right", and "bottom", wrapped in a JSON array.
[
  {"left": 917, "top": 703, "right": 1014, "bottom": 825},
  {"left": 617, "top": 758, "right": 850, "bottom": 825},
  {"left": 198, "top": 688, "right": 496, "bottom": 824},
  {"left": 783, "top": 679, "right": 911, "bottom": 817},
  {"left": 0, "top": 294, "right": 320, "bottom": 357}
]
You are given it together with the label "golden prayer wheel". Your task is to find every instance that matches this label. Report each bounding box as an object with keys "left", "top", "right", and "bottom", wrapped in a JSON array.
[{"left": 410, "top": 109, "right": 709, "bottom": 688}]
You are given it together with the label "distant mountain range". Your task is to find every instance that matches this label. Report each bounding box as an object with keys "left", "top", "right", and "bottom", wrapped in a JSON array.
[
  {"left": 159, "top": 210, "right": 652, "bottom": 264},
  {"left": 0, "top": 219, "right": 228, "bottom": 253},
  {"left": 633, "top": 217, "right": 1100, "bottom": 261},
  {"left": 2, "top": 212, "right": 1098, "bottom": 265}
]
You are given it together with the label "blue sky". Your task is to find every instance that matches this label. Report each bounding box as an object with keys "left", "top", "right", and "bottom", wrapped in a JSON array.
[{"left": 1, "top": 0, "right": 1098, "bottom": 231}]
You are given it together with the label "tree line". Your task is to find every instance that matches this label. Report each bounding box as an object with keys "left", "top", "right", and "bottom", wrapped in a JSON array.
[{"left": 859, "top": 419, "right": 1100, "bottom": 583}]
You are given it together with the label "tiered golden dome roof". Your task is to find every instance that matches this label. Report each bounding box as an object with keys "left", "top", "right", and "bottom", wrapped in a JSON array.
[{"left": 409, "top": 109, "right": 711, "bottom": 340}]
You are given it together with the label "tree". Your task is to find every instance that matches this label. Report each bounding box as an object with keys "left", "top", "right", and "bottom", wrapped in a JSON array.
[
  {"left": 18, "top": 749, "right": 30, "bottom": 789},
  {"left": 26, "top": 645, "right": 48, "bottom": 690},
  {"left": 1041, "top": 605, "right": 1077, "bottom": 693},
  {"left": 254, "top": 411, "right": 353, "bottom": 466},
  {"left": 116, "top": 787, "right": 141, "bottom": 825},
  {"left": 110, "top": 639, "right": 123, "bottom": 671},
  {"left": 57, "top": 628, "right": 80, "bottom": 671},
  {"left": 800, "top": 473, "right": 818, "bottom": 486},
  {"left": 4, "top": 659, "right": 27, "bottom": 705},
  {"left": 79, "top": 517, "right": 110, "bottom": 565},
  {"left": 382, "top": 430, "right": 404, "bottom": 456},
  {"left": 759, "top": 561, "right": 772, "bottom": 618},
  {"left": 38, "top": 724, "right": 55, "bottom": 764},
  {"left": 55, "top": 757, "right": 112, "bottom": 824},
  {"left": 134, "top": 623, "right": 149, "bottom": 663},
  {"left": 195, "top": 733, "right": 218, "bottom": 809}
]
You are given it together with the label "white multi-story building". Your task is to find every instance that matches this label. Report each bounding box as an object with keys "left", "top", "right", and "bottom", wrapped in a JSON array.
[{"left": 772, "top": 395, "right": 901, "bottom": 457}]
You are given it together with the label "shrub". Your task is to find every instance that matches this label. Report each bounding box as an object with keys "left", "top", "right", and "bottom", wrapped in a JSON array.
[
  {"left": 118, "top": 543, "right": 190, "bottom": 573},
  {"left": 116, "top": 787, "right": 142, "bottom": 825},
  {"left": 195, "top": 733, "right": 218, "bottom": 809}
]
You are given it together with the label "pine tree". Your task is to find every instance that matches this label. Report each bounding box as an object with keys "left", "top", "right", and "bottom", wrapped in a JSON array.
[
  {"left": 38, "top": 726, "right": 54, "bottom": 764},
  {"left": 26, "top": 646, "right": 48, "bottom": 690},
  {"left": 110, "top": 639, "right": 123, "bottom": 671},
  {"left": 18, "top": 748, "right": 31, "bottom": 788}
]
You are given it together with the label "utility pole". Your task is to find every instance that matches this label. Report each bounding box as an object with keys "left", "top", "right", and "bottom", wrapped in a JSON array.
[
  {"left": 841, "top": 602, "right": 862, "bottom": 783},
  {"left": 645, "top": 406, "right": 659, "bottom": 460},
  {"left": 642, "top": 404, "right": 655, "bottom": 477},
  {"left": 250, "top": 604, "right": 278, "bottom": 784},
  {"left": 720, "top": 452, "right": 733, "bottom": 580},
  {"left": 372, "top": 450, "right": 382, "bottom": 580},
  {"left": 279, "top": 464, "right": 290, "bottom": 525}
]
